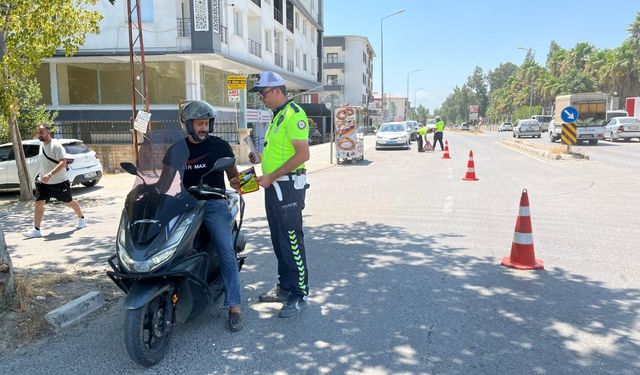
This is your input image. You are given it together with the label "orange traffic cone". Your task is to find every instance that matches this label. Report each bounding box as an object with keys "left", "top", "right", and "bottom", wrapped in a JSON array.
[
  {"left": 501, "top": 189, "right": 544, "bottom": 270},
  {"left": 461, "top": 150, "right": 479, "bottom": 181},
  {"left": 442, "top": 140, "right": 451, "bottom": 159}
]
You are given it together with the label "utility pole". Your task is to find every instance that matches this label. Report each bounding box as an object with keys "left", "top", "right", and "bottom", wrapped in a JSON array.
[{"left": 127, "top": 0, "right": 150, "bottom": 165}]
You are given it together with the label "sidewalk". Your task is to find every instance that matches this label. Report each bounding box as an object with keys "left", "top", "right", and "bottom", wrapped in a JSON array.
[{"left": 1, "top": 140, "right": 337, "bottom": 273}]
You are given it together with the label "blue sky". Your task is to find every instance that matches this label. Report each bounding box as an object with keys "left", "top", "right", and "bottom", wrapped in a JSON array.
[{"left": 323, "top": 0, "right": 640, "bottom": 111}]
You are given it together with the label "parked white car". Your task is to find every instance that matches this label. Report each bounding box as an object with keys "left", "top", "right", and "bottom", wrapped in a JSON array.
[
  {"left": 513, "top": 119, "right": 541, "bottom": 138},
  {"left": 375, "top": 122, "right": 410, "bottom": 150},
  {"left": 0, "top": 139, "right": 103, "bottom": 192},
  {"left": 604, "top": 116, "right": 640, "bottom": 142}
]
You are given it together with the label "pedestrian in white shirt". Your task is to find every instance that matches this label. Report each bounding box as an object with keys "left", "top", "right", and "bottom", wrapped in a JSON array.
[{"left": 23, "top": 125, "right": 87, "bottom": 238}]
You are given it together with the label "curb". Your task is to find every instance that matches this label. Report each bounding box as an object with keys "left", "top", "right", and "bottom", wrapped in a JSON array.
[
  {"left": 500, "top": 139, "right": 589, "bottom": 160},
  {"left": 45, "top": 291, "right": 105, "bottom": 329}
]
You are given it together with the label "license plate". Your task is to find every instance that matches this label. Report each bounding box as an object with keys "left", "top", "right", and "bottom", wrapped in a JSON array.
[
  {"left": 582, "top": 134, "right": 593, "bottom": 138},
  {"left": 85, "top": 172, "right": 97, "bottom": 178},
  {"left": 628, "top": 126, "right": 638, "bottom": 130},
  {"left": 387, "top": 140, "right": 396, "bottom": 144}
]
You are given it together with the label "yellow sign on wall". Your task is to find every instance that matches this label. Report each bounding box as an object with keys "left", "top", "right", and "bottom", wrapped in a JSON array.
[{"left": 227, "top": 76, "right": 247, "bottom": 90}]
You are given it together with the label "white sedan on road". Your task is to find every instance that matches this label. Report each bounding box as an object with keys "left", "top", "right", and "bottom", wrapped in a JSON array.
[
  {"left": 375, "top": 122, "right": 410, "bottom": 150},
  {"left": 604, "top": 116, "right": 640, "bottom": 142}
]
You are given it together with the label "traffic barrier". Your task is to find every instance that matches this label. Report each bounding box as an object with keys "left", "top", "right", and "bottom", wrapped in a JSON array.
[
  {"left": 442, "top": 140, "right": 451, "bottom": 159},
  {"left": 501, "top": 189, "right": 544, "bottom": 270},
  {"left": 461, "top": 150, "right": 479, "bottom": 181}
]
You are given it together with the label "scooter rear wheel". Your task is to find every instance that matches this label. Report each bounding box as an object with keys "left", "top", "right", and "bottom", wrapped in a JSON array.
[{"left": 124, "top": 294, "right": 173, "bottom": 367}]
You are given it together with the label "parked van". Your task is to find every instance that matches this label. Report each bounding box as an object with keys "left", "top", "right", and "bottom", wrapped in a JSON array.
[{"left": 531, "top": 115, "right": 552, "bottom": 132}]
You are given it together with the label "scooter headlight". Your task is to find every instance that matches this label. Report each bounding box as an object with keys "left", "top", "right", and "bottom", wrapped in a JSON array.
[{"left": 116, "top": 213, "right": 195, "bottom": 273}]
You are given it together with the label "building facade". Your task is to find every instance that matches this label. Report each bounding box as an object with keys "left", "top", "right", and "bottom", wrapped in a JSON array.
[
  {"left": 35, "top": 0, "right": 323, "bottom": 145},
  {"left": 321, "top": 35, "right": 374, "bottom": 110},
  {"left": 371, "top": 93, "right": 407, "bottom": 124}
]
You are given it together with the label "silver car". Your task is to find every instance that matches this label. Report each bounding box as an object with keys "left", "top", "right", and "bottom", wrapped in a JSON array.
[
  {"left": 513, "top": 119, "right": 541, "bottom": 138},
  {"left": 605, "top": 116, "right": 640, "bottom": 142}
]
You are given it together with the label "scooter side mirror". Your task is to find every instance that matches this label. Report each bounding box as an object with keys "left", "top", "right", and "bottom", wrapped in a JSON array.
[
  {"left": 211, "top": 157, "right": 236, "bottom": 172},
  {"left": 198, "top": 157, "right": 236, "bottom": 187},
  {"left": 121, "top": 162, "right": 148, "bottom": 185},
  {"left": 121, "top": 162, "right": 138, "bottom": 176}
]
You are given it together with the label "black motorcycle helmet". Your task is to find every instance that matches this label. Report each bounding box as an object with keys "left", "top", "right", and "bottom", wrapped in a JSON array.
[{"left": 181, "top": 100, "right": 217, "bottom": 140}]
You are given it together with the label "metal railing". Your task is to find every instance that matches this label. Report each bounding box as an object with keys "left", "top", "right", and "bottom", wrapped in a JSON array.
[
  {"left": 287, "top": 59, "right": 294, "bottom": 72},
  {"left": 248, "top": 38, "right": 262, "bottom": 57},
  {"left": 324, "top": 57, "right": 343, "bottom": 64},
  {"left": 286, "top": 18, "right": 294, "bottom": 33},
  {"left": 177, "top": 18, "right": 191, "bottom": 37},
  {"left": 54, "top": 120, "right": 239, "bottom": 145},
  {"left": 275, "top": 53, "right": 283, "bottom": 67},
  {"left": 274, "top": 8, "right": 283, "bottom": 24},
  {"left": 221, "top": 26, "right": 228, "bottom": 44}
]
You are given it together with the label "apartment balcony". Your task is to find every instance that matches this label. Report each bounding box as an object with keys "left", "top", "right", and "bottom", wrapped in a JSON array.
[
  {"left": 251, "top": 0, "right": 261, "bottom": 7},
  {"left": 323, "top": 58, "right": 344, "bottom": 69},
  {"left": 275, "top": 53, "right": 284, "bottom": 68},
  {"left": 286, "top": 18, "right": 294, "bottom": 33},
  {"left": 287, "top": 59, "right": 294, "bottom": 72},
  {"left": 324, "top": 79, "right": 344, "bottom": 91},
  {"left": 177, "top": 18, "right": 190, "bottom": 37},
  {"left": 221, "top": 26, "right": 228, "bottom": 44},
  {"left": 249, "top": 38, "right": 262, "bottom": 57},
  {"left": 274, "top": 8, "right": 283, "bottom": 24}
]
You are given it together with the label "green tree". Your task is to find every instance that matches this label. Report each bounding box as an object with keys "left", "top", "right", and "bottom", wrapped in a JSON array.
[
  {"left": 488, "top": 62, "right": 518, "bottom": 92},
  {"left": 0, "top": 78, "right": 57, "bottom": 144},
  {"left": 1, "top": 0, "right": 102, "bottom": 201},
  {"left": 467, "top": 66, "right": 489, "bottom": 116}
]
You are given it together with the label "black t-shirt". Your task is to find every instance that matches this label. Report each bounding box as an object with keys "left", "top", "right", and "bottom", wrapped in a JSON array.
[{"left": 163, "top": 136, "right": 235, "bottom": 197}]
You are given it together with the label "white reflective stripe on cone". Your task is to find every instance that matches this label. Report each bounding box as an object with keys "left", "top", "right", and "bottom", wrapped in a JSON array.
[
  {"left": 466, "top": 168, "right": 475, "bottom": 172},
  {"left": 513, "top": 232, "right": 534, "bottom": 245},
  {"left": 519, "top": 207, "right": 530, "bottom": 216}
]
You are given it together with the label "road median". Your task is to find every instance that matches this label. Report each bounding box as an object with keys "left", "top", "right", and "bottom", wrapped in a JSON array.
[{"left": 500, "top": 138, "right": 590, "bottom": 160}]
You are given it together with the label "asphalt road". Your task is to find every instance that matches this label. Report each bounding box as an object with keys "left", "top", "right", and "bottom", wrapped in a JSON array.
[{"left": 1, "top": 133, "right": 639, "bottom": 374}]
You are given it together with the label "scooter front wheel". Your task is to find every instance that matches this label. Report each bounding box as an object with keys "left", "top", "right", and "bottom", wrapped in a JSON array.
[{"left": 124, "top": 293, "right": 174, "bottom": 367}]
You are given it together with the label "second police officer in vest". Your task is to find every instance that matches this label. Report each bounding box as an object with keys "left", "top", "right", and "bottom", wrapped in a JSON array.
[{"left": 244, "top": 71, "right": 311, "bottom": 318}]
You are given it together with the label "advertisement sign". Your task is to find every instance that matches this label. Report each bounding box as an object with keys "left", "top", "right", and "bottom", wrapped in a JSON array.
[
  {"left": 469, "top": 105, "right": 479, "bottom": 113},
  {"left": 334, "top": 106, "right": 364, "bottom": 161}
]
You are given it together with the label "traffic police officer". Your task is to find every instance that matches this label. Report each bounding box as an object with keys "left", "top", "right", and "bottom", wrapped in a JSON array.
[
  {"left": 247, "top": 71, "right": 311, "bottom": 318},
  {"left": 433, "top": 116, "right": 445, "bottom": 151}
]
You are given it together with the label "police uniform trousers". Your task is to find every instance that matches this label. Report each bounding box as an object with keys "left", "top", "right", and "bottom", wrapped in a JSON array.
[{"left": 264, "top": 173, "right": 309, "bottom": 296}]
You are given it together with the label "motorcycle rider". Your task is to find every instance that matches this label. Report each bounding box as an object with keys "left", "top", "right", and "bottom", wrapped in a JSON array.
[{"left": 157, "top": 100, "right": 244, "bottom": 332}]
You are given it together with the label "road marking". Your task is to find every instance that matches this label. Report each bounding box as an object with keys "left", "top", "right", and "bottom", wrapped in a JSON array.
[{"left": 443, "top": 195, "right": 454, "bottom": 213}]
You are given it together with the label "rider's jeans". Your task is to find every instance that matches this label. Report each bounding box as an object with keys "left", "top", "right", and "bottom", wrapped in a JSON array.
[{"left": 202, "top": 199, "right": 241, "bottom": 307}]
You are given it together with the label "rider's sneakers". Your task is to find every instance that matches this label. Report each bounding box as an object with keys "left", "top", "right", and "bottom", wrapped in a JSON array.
[
  {"left": 279, "top": 294, "right": 308, "bottom": 318},
  {"left": 258, "top": 284, "right": 291, "bottom": 303},
  {"left": 22, "top": 228, "right": 42, "bottom": 238},
  {"left": 228, "top": 311, "right": 243, "bottom": 332}
]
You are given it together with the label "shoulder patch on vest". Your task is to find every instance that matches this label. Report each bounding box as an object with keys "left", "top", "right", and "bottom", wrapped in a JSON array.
[
  {"left": 276, "top": 115, "right": 285, "bottom": 126},
  {"left": 298, "top": 120, "right": 307, "bottom": 129},
  {"left": 290, "top": 103, "right": 300, "bottom": 113}
]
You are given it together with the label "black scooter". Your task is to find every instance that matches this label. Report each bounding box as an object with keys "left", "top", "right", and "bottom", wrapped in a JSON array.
[{"left": 107, "top": 157, "right": 246, "bottom": 367}]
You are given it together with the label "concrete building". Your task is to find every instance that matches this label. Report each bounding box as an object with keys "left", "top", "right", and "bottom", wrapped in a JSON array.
[
  {"left": 321, "top": 35, "right": 374, "bottom": 110},
  {"left": 371, "top": 93, "right": 407, "bottom": 124},
  {"left": 34, "top": 0, "right": 324, "bottom": 168}
]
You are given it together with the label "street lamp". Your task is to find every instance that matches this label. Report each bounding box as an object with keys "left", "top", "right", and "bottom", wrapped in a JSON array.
[
  {"left": 380, "top": 9, "right": 405, "bottom": 122},
  {"left": 517, "top": 47, "right": 535, "bottom": 117},
  {"left": 405, "top": 69, "right": 420, "bottom": 120},
  {"left": 414, "top": 87, "right": 423, "bottom": 107}
]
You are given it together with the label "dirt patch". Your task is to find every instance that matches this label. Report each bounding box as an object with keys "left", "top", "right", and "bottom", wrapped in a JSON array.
[{"left": 0, "top": 269, "right": 120, "bottom": 353}]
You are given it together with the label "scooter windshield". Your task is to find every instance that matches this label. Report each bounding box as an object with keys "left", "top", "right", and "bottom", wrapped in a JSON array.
[{"left": 124, "top": 127, "right": 197, "bottom": 245}]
